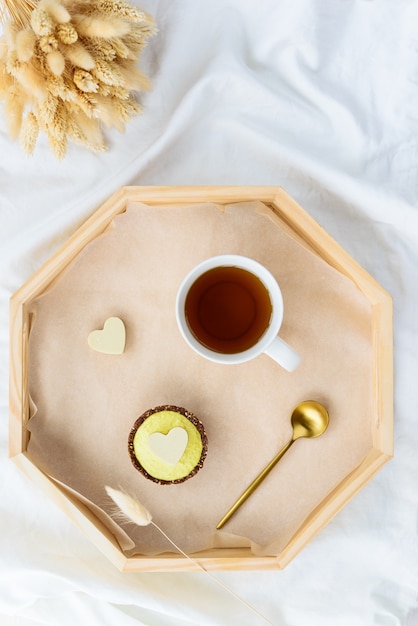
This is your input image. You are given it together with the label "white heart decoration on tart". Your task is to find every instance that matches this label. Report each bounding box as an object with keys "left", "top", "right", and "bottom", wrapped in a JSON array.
[
  {"left": 147, "top": 427, "right": 189, "bottom": 466},
  {"left": 88, "top": 317, "right": 126, "bottom": 354}
]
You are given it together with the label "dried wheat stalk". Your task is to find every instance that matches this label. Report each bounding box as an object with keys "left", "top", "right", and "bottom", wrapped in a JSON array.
[{"left": 0, "top": 0, "right": 156, "bottom": 157}]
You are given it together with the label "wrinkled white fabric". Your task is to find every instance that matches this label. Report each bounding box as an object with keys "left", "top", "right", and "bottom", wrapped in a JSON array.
[{"left": 1, "top": 0, "right": 418, "bottom": 624}]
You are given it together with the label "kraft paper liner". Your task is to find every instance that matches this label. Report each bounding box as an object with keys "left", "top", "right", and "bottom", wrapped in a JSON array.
[{"left": 26, "top": 201, "right": 373, "bottom": 557}]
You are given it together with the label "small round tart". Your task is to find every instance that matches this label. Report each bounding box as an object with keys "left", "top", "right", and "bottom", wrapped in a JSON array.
[{"left": 128, "top": 405, "right": 208, "bottom": 484}]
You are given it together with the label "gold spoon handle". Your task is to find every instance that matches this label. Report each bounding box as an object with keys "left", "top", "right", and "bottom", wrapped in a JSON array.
[{"left": 216, "top": 438, "right": 294, "bottom": 530}]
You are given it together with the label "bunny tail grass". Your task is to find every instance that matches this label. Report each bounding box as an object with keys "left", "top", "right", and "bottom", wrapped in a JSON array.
[
  {"left": 105, "top": 485, "right": 152, "bottom": 526},
  {"left": 105, "top": 486, "right": 272, "bottom": 625},
  {"left": 0, "top": 0, "right": 156, "bottom": 157}
]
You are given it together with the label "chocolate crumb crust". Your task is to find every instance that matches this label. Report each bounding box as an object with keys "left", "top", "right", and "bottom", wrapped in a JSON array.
[{"left": 128, "top": 405, "right": 208, "bottom": 484}]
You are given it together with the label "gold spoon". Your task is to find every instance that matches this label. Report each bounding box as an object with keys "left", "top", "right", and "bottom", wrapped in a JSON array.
[{"left": 216, "top": 400, "right": 329, "bottom": 530}]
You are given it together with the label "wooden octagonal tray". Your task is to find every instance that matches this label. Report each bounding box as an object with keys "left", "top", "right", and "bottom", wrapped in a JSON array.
[{"left": 9, "top": 186, "right": 393, "bottom": 571}]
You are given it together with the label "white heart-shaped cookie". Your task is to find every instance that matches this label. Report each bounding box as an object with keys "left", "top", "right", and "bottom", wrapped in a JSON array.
[
  {"left": 88, "top": 317, "right": 126, "bottom": 354},
  {"left": 147, "top": 427, "right": 188, "bottom": 466}
]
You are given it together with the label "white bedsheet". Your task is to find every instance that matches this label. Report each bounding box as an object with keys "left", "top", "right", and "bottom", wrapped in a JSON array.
[{"left": 1, "top": 1, "right": 418, "bottom": 624}]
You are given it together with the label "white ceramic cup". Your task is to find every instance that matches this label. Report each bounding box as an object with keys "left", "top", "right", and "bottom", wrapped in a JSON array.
[{"left": 175, "top": 254, "right": 301, "bottom": 371}]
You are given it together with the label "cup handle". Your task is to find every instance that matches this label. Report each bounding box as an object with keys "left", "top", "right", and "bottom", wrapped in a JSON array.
[{"left": 264, "top": 336, "right": 301, "bottom": 372}]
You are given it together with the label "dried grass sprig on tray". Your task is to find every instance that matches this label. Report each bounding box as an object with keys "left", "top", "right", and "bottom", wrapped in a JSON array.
[
  {"left": 0, "top": 0, "right": 156, "bottom": 157},
  {"left": 105, "top": 486, "right": 273, "bottom": 626}
]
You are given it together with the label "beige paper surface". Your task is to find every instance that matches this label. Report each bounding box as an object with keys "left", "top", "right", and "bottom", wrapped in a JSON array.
[{"left": 27, "top": 201, "right": 373, "bottom": 556}]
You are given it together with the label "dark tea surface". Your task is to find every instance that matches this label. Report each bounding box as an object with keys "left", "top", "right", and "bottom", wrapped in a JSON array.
[{"left": 184, "top": 266, "right": 272, "bottom": 353}]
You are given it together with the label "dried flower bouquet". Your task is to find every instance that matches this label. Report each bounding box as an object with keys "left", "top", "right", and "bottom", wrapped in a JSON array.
[{"left": 0, "top": 0, "right": 156, "bottom": 157}]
